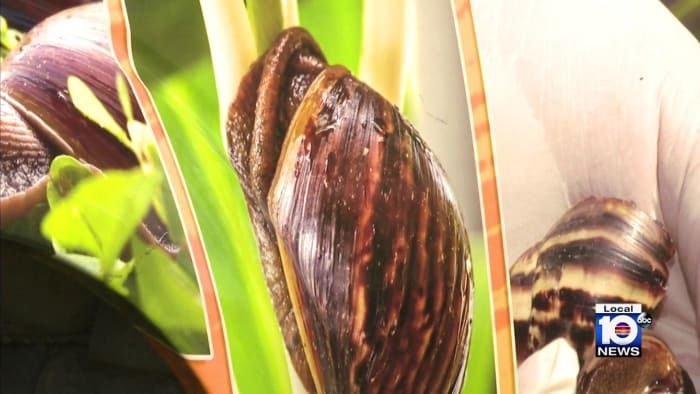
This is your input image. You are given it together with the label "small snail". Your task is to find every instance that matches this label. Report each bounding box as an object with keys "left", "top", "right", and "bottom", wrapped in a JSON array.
[
  {"left": 511, "top": 197, "right": 695, "bottom": 393},
  {"left": 0, "top": 4, "right": 172, "bottom": 251},
  {"left": 226, "top": 28, "right": 473, "bottom": 393}
]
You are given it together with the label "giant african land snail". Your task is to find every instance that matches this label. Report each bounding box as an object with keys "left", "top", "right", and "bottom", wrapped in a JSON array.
[
  {"left": 226, "top": 28, "right": 474, "bottom": 393},
  {"left": 511, "top": 197, "right": 695, "bottom": 393},
  {"left": 1, "top": 7, "right": 475, "bottom": 393},
  {"left": 0, "top": 4, "right": 174, "bottom": 252}
]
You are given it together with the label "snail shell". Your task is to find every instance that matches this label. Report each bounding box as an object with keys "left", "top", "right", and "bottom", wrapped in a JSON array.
[
  {"left": 2, "top": 1, "right": 93, "bottom": 30},
  {"left": 227, "top": 28, "right": 326, "bottom": 389},
  {"left": 1, "top": 4, "right": 138, "bottom": 223},
  {"left": 227, "top": 28, "right": 473, "bottom": 393},
  {"left": 1, "top": 4, "right": 139, "bottom": 171},
  {"left": 510, "top": 197, "right": 693, "bottom": 393},
  {"left": 1, "top": 97, "right": 54, "bottom": 222},
  {"left": 511, "top": 197, "right": 675, "bottom": 362},
  {"left": 0, "top": 4, "right": 173, "bottom": 253}
]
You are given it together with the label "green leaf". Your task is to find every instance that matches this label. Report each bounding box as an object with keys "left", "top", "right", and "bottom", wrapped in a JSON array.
[
  {"left": 130, "top": 236, "right": 209, "bottom": 354},
  {"left": 40, "top": 157, "right": 206, "bottom": 354},
  {"left": 126, "top": 120, "right": 147, "bottom": 160},
  {"left": 462, "top": 233, "right": 496, "bottom": 394},
  {"left": 298, "top": 0, "right": 413, "bottom": 106},
  {"left": 1, "top": 16, "right": 23, "bottom": 60},
  {"left": 123, "top": 0, "right": 292, "bottom": 392},
  {"left": 53, "top": 246, "right": 104, "bottom": 278},
  {"left": 45, "top": 155, "right": 93, "bottom": 204},
  {"left": 246, "top": 0, "right": 285, "bottom": 55},
  {"left": 42, "top": 161, "right": 161, "bottom": 275},
  {"left": 298, "top": 0, "right": 363, "bottom": 74},
  {"left": 52, "top": 244, "right": 133, "bottom": 296},
  {"left": 116, "top": 74, "right": 135, "bottom": 122},
  {"left": 401, "top": 73, "right": 421, "bottom": 124},
  {"left": 124, "top": 120, "right": 165, "bottom": 169},
  {"left": 67, "top": 76, "right": 133, "bottom": 151},
  {"left": 123, "top": 120, "right": 185, "bottom": 244}
]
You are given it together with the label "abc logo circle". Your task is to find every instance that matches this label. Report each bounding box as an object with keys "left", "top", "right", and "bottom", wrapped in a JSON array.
[
  {"left": 637, "top": 312, "right": 653, "bottom": 328},
  {"left": 599, "top": 315, "right": 638, "bottom": 345}
]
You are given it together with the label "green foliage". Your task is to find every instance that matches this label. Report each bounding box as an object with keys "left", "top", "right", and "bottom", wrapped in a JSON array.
[
  {"left": 0, "top": 16, "right": 23, "bottom": 60},
  {"left": 42, "top": 156, "right": 160, "bottom": 275},
  {"left": 67, "top": 73, "right": 183, "bottom": 241},
  {"left": 463, "top": 233, "right": 496, "bottom": 394},
  {"left": 40, "top": 154, "right": 208, "bottom": 354},
  {"left": 246, "top": 0, "right": 284, "bottom": 54},
  {"left": 39, "top": 71, "right": 211, "bottom": 355},
  {"left": 131, "top": 236, "right": 209, "bottom": 353},
  {"left": 67, "top": 76, "right": 132, "bottom": 149},
  {"left": 298, "top": 0, "right": 363, "bottom": 74},
  {"left": 117, "top": 75, "right": 135, "bottom": 122},
  {"left": 123, "top": 0, "right": 293, "bottom": 391}
]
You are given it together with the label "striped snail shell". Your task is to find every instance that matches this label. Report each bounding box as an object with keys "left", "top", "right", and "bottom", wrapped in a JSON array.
[
  {"left": 0, "top": 4, "right": 173, "bottom": 252},
  {"left": 510, "top": 197, "right": 674, "bottom": 362},
  {"left": 510, "top": 197, "right": 693, "bottom": 393},
  {"left": 227, "top": 28, "right": 473, "bottom": 393}
]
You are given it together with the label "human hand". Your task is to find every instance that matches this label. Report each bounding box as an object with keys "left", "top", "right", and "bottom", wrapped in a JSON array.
[{"left": 472, "top": 0, "right": 700, "bottom": 388}]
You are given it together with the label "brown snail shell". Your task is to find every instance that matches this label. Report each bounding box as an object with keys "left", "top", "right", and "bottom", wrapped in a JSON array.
[
  {"left": 227, "top": 28, "right": 326, "bottom": 389},
  {"left": 1, "top": 97, "right": 54, "bottom": 223},
  {"left": 1, "top": 1, "right": 93, "bottom": 30},
  {"left": 0, "top": 4, "right": 174, "bottom": 253},
  {"left": 1, "top": 4, "right": 139, "bottom": 171},
  {"left": 227, "top": 28, "right": 473, "bottom": 393},
  {"left": 510, "top": 197, "right": 693, "bottom": 393}
]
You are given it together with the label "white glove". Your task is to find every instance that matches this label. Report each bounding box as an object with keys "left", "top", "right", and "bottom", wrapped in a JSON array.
[{"left": 472, "top": 0, "right": 700, "bottom": 389}]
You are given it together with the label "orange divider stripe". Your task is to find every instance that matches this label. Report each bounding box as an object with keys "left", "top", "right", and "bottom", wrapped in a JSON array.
[
  {"left": 470, "top": 92, "right": 486, "bottom": 109},
  {"left": 475, "top": 122, "right": 490, "bottom": 139},
  {"left": 107, "top": 1, "right": 234, "bottom": 393},
  {"left": 453, "top": 1, "right": 517, "bottom": 393}
]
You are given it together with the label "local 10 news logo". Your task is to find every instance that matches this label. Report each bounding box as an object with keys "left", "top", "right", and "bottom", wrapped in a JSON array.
[{"left": 595, "top": 303, "right": 653, "bottom": 357}]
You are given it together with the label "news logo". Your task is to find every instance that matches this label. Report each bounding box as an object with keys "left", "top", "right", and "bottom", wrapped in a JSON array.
[
  {"left": 637, "top": 311, "right": 654, "bottom": 329},
  {"left": 595, "top": 303, "right": 649, "bottom": 357}
]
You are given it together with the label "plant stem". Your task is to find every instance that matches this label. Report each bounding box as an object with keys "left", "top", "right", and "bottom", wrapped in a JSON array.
[
  {"left": 282, "top": 0, "right": 299, "bottom": 27},
  {"left": 358, "top": 0, "right": 415, "bottom": 107},
  {"left": 246, "top": 0, "right": 285, "bottom": 54},
  {"left": 199, "top": 0, "right": 257, "bottom": 139}
]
